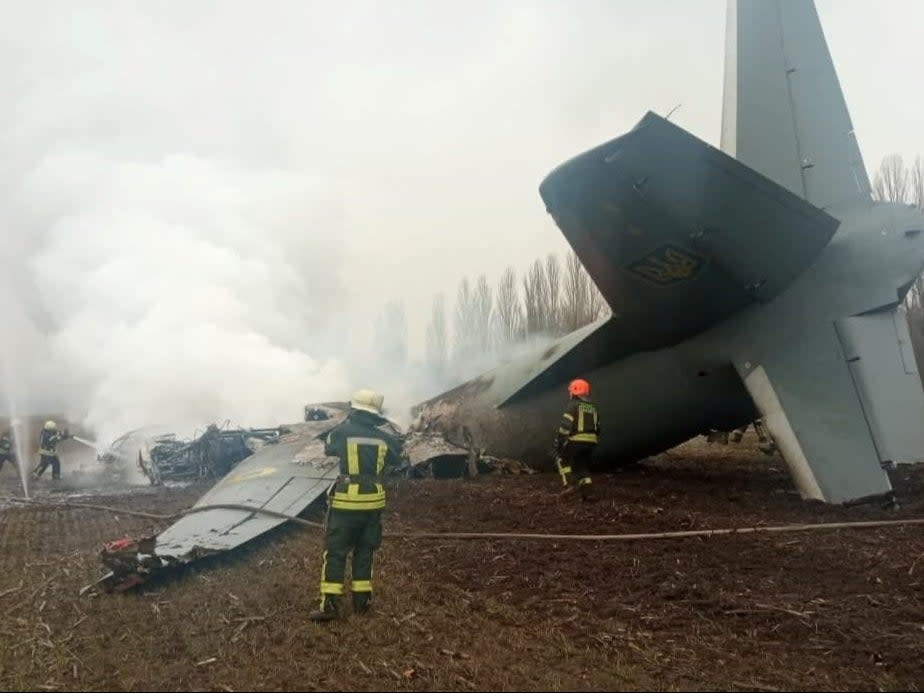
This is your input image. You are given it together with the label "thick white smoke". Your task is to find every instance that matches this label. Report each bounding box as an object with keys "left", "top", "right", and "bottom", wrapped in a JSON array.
[
  {"left": 0, "top": 1, "right": 389, "bottom": 450},
  {"left": 3, "top": 150, "right": 349, "bottom": 445},
  {"left": 2, "top": 0, "right": 799, "bottom": 448}
]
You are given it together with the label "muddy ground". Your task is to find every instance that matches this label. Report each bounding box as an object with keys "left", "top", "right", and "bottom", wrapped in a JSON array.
[{"left": 1, "top": 434, "right": 924, "bottom": 691}]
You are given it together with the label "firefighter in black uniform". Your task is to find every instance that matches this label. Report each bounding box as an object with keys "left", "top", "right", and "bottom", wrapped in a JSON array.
[
  {"left": 0, "top": 429, "right": 16, "bottom": 474},
  {"left": 33, "top": 420, "right": 70, "bottom": 481},
  {"left": 310, "top": 389, "right": 406, "bottom": 622},
  {"left": 555, "top": 379, "right": 600, "bottom": 502}
]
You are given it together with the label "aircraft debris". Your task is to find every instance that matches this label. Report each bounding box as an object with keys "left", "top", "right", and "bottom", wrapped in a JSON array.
[
  {"left": 99, "top": 424, "right": 284, "bottom": 485},
  {"left": 404, "top": 431, "right": 470, "bottom": 478},
  {"left": 91, "top": 406, "right": 529, "bottom": 592},
  {"left": 404, "top": 431, "right": 534, "bottom": 478},
  {"left": 95, "top": 416, "right": 346, "bottom": 592},
  {"left": 95, "top": 405, "right": 407, "bottom": 591},
  {"left": 304, "top": 402, "right": 350, "bottom": 422},
  {"left": 304, "top": 406, "right": 330, "bottom": 421},
  {"left": 138, "top": 425, "right": 284, "bottom": 486}
]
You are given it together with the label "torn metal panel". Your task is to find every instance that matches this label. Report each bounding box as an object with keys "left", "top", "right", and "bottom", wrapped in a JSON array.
[
  {"left": 113, "top": 425, "right": 284, "bottom": 485},
  {"left": 304, "top": 401, "right": 350, "bottom": 422},
  {"left": 154, "top": 419, "right": 344, "bottom": 559},
  {"left": 95, "top": 408, "right": 525, "bottom": 591},
  {"left": 142, "top": 427, "right": 279, "bottom": 485},
  {"left": 404, "top": 431, "right": 534, "bottom": 478},
  {"left": 404, "top": 432, "right": 470, "bottom": 478},
  {"left": 98, "top": 406, "right": 395, "bottom": 591}
]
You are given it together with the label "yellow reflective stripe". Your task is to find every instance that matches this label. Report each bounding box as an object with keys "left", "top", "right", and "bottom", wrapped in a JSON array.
[
  {"left": 331, "top": 483, "right": 386, "bottom": 510},
  {"left": 332, "top": 492, "right": 385, "bottom": 502},
  {"left": 319, "top": 550, "right": 343, "bottom": 595},
  {"left": 39, "top": 449, "right": 55, "bottom": 456},
  {"left": 578, "top": 477, "right": 593, "bottom": 486},
  {"left": 333, "top": 483, "right": 383, "bottom": 499},
  {"left": 560, "top": 466, "right": 572, "bottom": 475},
  {"left": 557, "top": 427, "right": 571, "bottom": 435},
  {"left": 576, "top": 404, "right": 597, "bottom": 434},
  {"left": 562, "top": 413, "right": 574, "bottom": 421},
  {"left": 376, "top": 443, "right": 386, "bottom": 475},
  {"left": 330, "top": 498, "right": 386, "bottom": 510},
  {"left": 569, "top": 433, "right": 598, "bottom": 443},
  {"left": 352, "top": 580, "right": 373, "bottom": 593},
  {"left": 347, "top": 443, "right": 360, "bottom": 475}
]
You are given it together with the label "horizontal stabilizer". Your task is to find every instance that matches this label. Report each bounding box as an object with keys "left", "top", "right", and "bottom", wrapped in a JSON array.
[{"left": 540, "top": 112, "right": 839, "bottom": 355}]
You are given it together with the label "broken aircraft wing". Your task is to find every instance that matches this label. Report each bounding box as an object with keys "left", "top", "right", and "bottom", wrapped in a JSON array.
[
  {"left": 101, "top": 415, "right": 348, "bottom": 590},
  {"left": 155, "top": 422, "right": 341, "bottom": 559}
]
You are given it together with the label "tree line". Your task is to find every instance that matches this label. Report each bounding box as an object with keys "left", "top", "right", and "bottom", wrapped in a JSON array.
[
  {"left": 426, "top": 250, "right": 608, "bottom": 380},
  {"left": 373, "top": 250, "right": 608, "bottom": 385},
  {"left": 375, "top": 153, "right": 924, "bottom": 389}
]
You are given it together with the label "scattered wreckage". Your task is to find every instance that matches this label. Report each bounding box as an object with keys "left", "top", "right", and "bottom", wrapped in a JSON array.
[
  {"left": 404, "top": 431, "right": 534, "bottom": 479},
  {"left": 97, "top": 411, "right": 351, "bottom": 592},
  {"left": 94, "top": 404, "right": 530, "bottom": 592},
  {"left": 99, "top": 424, "right": 286, "bottom": 485}
]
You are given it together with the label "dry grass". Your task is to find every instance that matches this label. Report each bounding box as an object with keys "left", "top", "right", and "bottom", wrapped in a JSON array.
[{"left": 1, "top": 435, "right": 924, "bottom": 691}]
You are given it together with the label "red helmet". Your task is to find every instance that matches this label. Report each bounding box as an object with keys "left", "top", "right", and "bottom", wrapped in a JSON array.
[{"left": 568, "top": 379, "right": 591, "bottom": 397}]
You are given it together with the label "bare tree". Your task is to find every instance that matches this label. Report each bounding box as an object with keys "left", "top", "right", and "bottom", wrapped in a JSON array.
[
  {"left": 453, "top": 277, "right": 478, "bottom": 363},
  {"left": 878, "top": 154, "right": 924, "bottom": 376},
  {"left": 544, "top": 254, "right": 563, "bottom": 335},
  {"left": 374, "top": 300, "right": 407, "bottom": 371},
  {"left": 474, "top": 274, "right": 493, "bottom": 354},
  {"left": 562, "top": 250, "right": 589, "bottom": 333},
  {"left": 522, "top": 259, "right": 547, "bottom": 337},
  {"left": 494, "top": 266, "right": 523, "bottom": 346},
  {"left": 873, "top": 154, "right": 910, "bottom": 203},
  {"left": 912, "top": 156, "right": 924, "bottom": 213},
  {"left": 560, "top": 250, "right": 609, "bottom": 332},
  {"left": 425, "top": 294, "right": 448, "bottom": 377},
  {"left": 587, "top": 268, "right": 608, "bottom": 322}
]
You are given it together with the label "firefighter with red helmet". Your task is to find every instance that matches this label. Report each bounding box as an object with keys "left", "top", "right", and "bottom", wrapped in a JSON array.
[{"left": 554, "top": 379, "right": 600, "bottom": 502}]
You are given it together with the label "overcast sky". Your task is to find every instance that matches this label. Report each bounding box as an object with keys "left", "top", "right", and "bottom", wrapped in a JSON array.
[{"left": 2, "top": 0, "right": 923, "bottom": 433}]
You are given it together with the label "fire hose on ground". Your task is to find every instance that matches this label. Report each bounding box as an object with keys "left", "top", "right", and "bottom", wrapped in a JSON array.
[{"left": 5, "top": 496, "right": 924, "bottom": 542}]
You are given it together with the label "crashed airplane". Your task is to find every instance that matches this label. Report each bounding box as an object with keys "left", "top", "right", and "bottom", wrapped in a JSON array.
[
  {"left": 414, "top": 0, "right": 924, "bottom": 505},
  {"left": 96, "top": 405, "right": 520, "bottom": 590},
  {"left": 100, "top": 425, "right": 283, "bottom": 485},
  {"left": 98, "top": 406, "right": 356, "bottom": 590}
]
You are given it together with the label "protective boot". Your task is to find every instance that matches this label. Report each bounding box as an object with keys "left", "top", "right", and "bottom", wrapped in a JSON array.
[
  {"left": 579, "top": 480, "right": 597, "bottom": 503},
  {"left": 352, "top": 592, "right": 372, "bottom": 616},
  {"left": 309, "top": 595, "right": 341, "bottom": 623}
]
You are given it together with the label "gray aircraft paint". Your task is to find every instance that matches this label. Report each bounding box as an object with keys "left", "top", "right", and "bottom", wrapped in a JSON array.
[{"left": 414, "top": 0, "right": 924, "bottom": 504}]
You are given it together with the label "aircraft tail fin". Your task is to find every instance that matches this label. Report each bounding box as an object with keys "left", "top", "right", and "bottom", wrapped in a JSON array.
[{"left": 721, "top": 0, "right": 871, "bottom": 210}]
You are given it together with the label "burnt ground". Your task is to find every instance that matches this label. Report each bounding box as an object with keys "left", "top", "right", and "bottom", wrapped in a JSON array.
[{"left": 2, "top": 434, "right": 924, "bottom": 691}]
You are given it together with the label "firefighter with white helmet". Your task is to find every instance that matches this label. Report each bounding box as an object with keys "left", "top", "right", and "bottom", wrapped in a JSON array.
[
  {"left": 309, "top": 389, "right": 406, "bottom": 622},
  {"left": 32, "top": 420, "right": 71, "bottom": 481}
]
